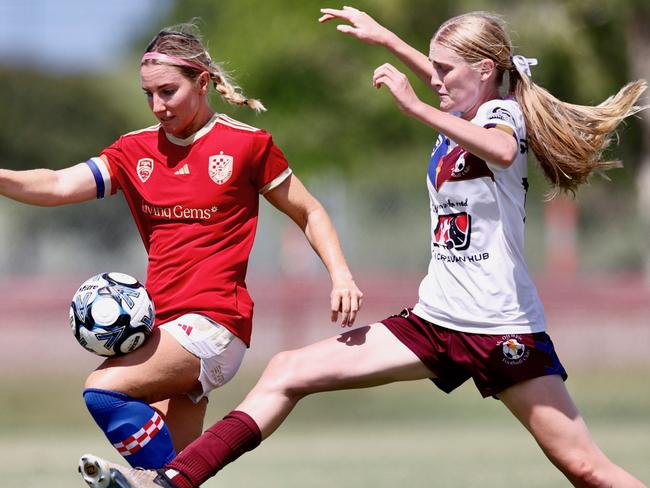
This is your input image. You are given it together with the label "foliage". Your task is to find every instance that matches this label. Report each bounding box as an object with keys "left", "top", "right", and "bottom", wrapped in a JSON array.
[
  {"left": 0, "top": 69, "right": 145, "bottom": 269},
  {"left": 153, "top": 0, "right": 646, "bottom": 189},
  {"left": 1, "top": 0, "right": 647, "bottom": 273},
  {"left": 0, "top": 69, "right": 136, "bottom": 170},
  {"left": 2, "top": 1, "right": 645, "bottom": 183}
]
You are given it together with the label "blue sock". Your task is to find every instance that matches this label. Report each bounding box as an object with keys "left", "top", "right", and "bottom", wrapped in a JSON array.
[{"left": 83, "top": 388, "right": 176, "bottom": 469}]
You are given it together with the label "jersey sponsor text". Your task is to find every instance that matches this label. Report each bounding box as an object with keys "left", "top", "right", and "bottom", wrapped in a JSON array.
[
  {"left": 141, "top": 201, "right": 217, "bottom": 221},
  {"left": 433, "top": 251, "right": 490, "bottom": 263}
]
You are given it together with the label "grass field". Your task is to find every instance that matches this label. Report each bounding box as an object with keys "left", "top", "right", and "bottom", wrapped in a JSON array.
[{"left": 1, "top": 364, "right": 649, "bottom": 488}]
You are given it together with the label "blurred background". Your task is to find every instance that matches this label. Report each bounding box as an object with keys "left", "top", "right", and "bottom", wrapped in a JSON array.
[{"left": 1, "top": 0, "right": 649, "bottom": 486}]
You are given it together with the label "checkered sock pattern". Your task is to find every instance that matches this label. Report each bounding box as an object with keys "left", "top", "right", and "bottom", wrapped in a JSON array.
[
  {"left": 165, "top": 410, "right": 262, "bottom": 487},
  {"left": 83, "top": 388, "right": 176, "bottom": 469},
  {"left": 112, "top": 410, "right": 165, "bottom": 456}
]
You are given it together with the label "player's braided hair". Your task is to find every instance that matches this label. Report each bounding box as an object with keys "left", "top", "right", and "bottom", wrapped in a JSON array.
[
  {"left": 434, "top": 12, "right": 647, "bottom": 196},
  {"left": 143, "top": 22, "right": 266, "bottom": 112}
]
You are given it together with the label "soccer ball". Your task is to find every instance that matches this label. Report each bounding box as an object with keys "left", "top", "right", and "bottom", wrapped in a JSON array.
[{"left": 69, "top": 272, "right": 155, "bottom": 357}]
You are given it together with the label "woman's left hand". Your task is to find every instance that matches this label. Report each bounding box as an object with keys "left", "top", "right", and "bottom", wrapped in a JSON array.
[
  {"left": 373, "top": 63, "right": 422, "bottom": 116},
  {"left": 330, "top": 276, "right": 364, "bottom": 327}
]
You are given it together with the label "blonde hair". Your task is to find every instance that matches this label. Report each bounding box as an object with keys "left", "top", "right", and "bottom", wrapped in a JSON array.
[
  {"left": 434, "top": 12, "right": 647, "bottom": 195},
  {"left": 143, "top": 22, "right": 266, "bottom": 112}
]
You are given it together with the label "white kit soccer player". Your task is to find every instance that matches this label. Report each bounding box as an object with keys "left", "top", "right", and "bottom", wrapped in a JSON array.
[{"left": 413, "top": 99, "right": 546, "bottom": 335}]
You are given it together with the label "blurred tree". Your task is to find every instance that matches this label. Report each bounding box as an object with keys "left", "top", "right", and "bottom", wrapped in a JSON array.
[
  {"left": 1, "top": 0, "right": 647, "bottom": 274},
  {"left": 0, "top": 68, "right": 145, "bottom": 270},
  {"left": 0, "top": 69, "right": 134, "bottom": 170},
  {"left": 153, "top": 0, "right": 647, "bottom": 272},
  {"left": 151, "top": 0, "right": 646, "bottom": 181},
  {"left": 620, "top": 1, "right": 650, "bottom": 281}
]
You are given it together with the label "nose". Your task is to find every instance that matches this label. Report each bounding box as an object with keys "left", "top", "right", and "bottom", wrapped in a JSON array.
[
  {"left": 430, "top": 72, "right": 443, "bottom": 91},
  {"left": 150, "top": 93, "right": 166, "bottom": 115}
]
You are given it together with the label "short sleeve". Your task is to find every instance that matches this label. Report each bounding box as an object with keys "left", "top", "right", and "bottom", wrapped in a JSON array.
[
  {"left": 473, "top": 99, "right": 524, "bottom": 140},
  {"left": 85, "top": 139, "right": 122, "bottom": 199},
  {"left": 250, "top": 132, "right": 292, "bottom": 194}
]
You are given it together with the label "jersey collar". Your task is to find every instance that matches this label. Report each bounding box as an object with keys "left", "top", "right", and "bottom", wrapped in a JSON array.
[{"left": 164, "top": 113, "right": 220, "bottom": 146}]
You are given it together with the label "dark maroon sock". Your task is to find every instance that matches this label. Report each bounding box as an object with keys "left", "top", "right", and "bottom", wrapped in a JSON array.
[{"left": 164, "top": 410, "right": 262, "bottom": 488}]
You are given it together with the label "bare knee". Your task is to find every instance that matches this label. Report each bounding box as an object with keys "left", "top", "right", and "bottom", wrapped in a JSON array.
[
  {"left": 84, "top": 367, "right": 133, "bottom": 395},
  {"left": 549, "top": 448, "right": 611, "bottom": 487},
  {"left": 85, "top": 368, "right": 113, "bottom": 390},
  {"left": 255, "top": 350, "right": 315, "bottom": 402}
]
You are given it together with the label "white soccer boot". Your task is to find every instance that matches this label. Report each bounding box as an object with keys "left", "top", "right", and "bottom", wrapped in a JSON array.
[{"left": 78, "top": 454, "right": 179, "bottom": 488}]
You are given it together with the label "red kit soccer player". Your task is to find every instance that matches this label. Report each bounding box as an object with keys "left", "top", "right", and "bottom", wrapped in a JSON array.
[{"left": 0, "top": 22, "right": 362, "bottom": 475}]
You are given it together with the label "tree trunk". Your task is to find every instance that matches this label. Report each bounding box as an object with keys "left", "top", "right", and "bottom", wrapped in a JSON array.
[{"left": 626, "top": 10, "right": 650, "bottom": 284}]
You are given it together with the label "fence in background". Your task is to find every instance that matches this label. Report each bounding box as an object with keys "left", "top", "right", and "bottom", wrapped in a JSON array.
[{"left": 1, "top": 272, "right": 648, "bottom": 375}]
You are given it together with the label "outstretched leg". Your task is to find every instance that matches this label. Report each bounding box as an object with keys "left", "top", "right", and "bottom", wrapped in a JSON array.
[
  {"left": 165, "top": 323, "right": 433, "bottom": 487},
  {"left": 498, "top": 375, "right": 645, "bottom": 487},
  {"left": 241, "top": 322, "right": 432, "bottom": 436}
]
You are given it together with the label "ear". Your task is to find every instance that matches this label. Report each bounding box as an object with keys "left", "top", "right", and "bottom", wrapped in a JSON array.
[
  {"left": 478, "top": 59, "right": 496, "bottom": 82},
  {"left": 197, "top": 71, "right": 211, "bottom": 94}
]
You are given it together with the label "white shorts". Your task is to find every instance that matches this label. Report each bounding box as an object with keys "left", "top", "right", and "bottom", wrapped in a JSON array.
[{"left": 160, "top": 313, "right": 246, "bottom": 403}]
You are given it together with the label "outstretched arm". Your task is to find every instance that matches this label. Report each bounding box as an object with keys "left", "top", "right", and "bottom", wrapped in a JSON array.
[
  {"left": 264, "top": 174, "right": 363, "bottom": 327},
  {"left": 319, "top": 6, "right": 434, "bottom": 86},
  {"left": 0, "top": 162, "right": 97, "bottom": 206}
]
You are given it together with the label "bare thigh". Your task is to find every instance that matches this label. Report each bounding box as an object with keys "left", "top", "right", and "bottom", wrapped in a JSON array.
[
  {"left": 85, "top": 327, "right": 201, "bottom": 404},
  {"left": 240, "top": 322, "right": 434, "bottom": 437},
  {"left": 272, "top": 322, "right": 434, "bottom": 393},
  {"left": 498, "top": 375, "right": 597, "bottom": 458},
  {"left": 497, "top": 375, "right": 627, "bottom": 485}
]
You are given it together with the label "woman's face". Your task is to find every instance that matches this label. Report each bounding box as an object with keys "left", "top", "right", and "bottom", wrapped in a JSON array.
[
  {"left": 428, "top": 42, "right": 494, "bottom": 120},
  {"left": 141, "top": 63, "right": 209, "bottom": 138}
]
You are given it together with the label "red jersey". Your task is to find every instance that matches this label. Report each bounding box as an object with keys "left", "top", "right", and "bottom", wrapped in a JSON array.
[{"left": 85, "top": 114, "right": 291, "bottom": 345}]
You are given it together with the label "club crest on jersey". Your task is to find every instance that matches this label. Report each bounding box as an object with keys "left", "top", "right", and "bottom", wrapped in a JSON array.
[
  {"left": 451, "top": 154, "right": 469, "bottom": 177},
  {"left": 136, "top": 158, "right": 154, "bottom": 183},
  {"left": 209, "top": 152, "right": 233, "bottom": 185}
]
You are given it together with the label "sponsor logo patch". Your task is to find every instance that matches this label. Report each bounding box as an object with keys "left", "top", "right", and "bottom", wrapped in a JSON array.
[
  {"left": 136, "top": 158, "right": 154, "bottom": 183},
  {"left": 433, "top": 212, "right": 471, "bottom": 250},
  {"left": 489, "top": 106, "right": 516, "bottom": 125},
  {"left": 208, "top": 152, "right": 233, "bottom": 185}
]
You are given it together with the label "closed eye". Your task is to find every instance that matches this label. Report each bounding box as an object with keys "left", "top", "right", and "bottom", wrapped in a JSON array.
[{"left": 433, "top": 61, "right": 453, "bottom": 74}]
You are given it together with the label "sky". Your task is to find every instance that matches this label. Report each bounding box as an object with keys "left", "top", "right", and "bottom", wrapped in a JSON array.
[{"left": 0, "top": 0, "right": 171, "bottom": 72}]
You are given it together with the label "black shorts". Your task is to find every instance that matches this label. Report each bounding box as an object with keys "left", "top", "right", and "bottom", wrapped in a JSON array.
[{"left": 382, "top": 309, "right": 567, "bottom": 398}]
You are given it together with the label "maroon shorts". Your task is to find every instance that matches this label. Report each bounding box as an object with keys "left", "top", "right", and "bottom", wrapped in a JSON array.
[{"left": 381, "top": 309, "right": 567, "bottom": 398}]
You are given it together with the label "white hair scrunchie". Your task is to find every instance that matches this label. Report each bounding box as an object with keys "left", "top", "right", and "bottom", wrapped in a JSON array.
[{"left": 511, "top": 55, "right": 538, "bottom": 77}]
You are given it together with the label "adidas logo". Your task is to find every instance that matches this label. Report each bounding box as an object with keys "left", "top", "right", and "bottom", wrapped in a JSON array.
[
  {"left": 178, "top": 323, "right": 194, "bottom": 336},
  {"left": 174, "top": 163, "right": 190, "bottom": 175}
]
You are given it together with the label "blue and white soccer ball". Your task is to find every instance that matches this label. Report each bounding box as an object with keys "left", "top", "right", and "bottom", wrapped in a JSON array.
[{"left": 69, "top": 272, "right": 155, "bottom": 357}]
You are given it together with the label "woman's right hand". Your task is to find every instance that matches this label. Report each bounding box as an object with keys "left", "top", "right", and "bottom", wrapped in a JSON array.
[
  {"left": 318, "top": 6, "right": 391, "bottom": 46},
  {"left": 330, "top": 273, "right": 364, "bottom": 327}
]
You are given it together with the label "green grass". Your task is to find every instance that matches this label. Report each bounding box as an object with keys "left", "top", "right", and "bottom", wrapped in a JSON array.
[{"left": 1, "top": 365, "right": 648, "bottom": 487}]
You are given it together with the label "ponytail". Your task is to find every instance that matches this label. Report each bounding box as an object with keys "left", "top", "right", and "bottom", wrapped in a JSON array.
[
  {"left": 433, "top": 11, "right": 648, "bottom": 196},
  {"left": 514, "top": 71, "right": 646, "bottom": 195},
  {"left": 144, "top": 22, "right": 266, "bottom": 113}
]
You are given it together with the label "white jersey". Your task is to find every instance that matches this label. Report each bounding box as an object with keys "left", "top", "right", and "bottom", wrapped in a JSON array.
[{"left": 412, "top": 98, "right": 546, "bottom": 334}]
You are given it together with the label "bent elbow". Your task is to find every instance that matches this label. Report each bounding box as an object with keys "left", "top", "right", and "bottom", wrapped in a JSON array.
[{"left": 492, "top": 146, "right": 518, "bottom": 169}]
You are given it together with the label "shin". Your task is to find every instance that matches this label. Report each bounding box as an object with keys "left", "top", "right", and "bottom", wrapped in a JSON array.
[{"left": 83, "top": 388, "right": 176, "bottom": 469}]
